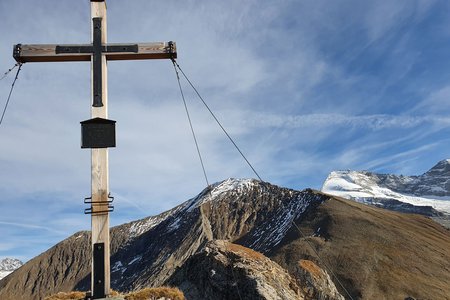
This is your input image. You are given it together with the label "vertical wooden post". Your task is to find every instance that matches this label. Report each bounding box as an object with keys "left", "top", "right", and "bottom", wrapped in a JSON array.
[
  {"left": 12, "top": 1, "right": 177, "bottom": 298},
  {"left": 90, "top": 0, "right": 110, "bottom": 297}
]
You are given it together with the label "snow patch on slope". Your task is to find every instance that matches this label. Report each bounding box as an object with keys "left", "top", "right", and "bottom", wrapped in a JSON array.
[
  {"left": 0, "top": 271, "right": 11, "bottom": 281},
  {"left": 249, "top": 192, "right": 313, "bottom": 252},
  {"left": 129, "top": 217, "right": 163, "bottom": 237},
  {"left": 128, "top": 204, "right": 187, "bottom": 238}
]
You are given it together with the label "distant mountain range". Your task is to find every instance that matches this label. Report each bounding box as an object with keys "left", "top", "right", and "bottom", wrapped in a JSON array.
[
  {"left": 1, "top": 178, "right": 450, "bottom": 299},
  {"left": 0, "top": 258, "right": 23, "bottom": 281},
  {"left": 322, "top": 159, "right": 450, "bottom": 227}
]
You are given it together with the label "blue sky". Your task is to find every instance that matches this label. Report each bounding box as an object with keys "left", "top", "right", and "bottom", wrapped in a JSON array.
[{"left": 1, "top": 0, "right": 450, "bottom": 262}]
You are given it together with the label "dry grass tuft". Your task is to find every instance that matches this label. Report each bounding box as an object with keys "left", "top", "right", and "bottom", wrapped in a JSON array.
[
  {"left": 44, "top": 290, "right": 120, "bottom": 300},
  {"left": 299, "top": 259, "right": 323, "bottom": 278},
  {"left": 227, "top": 242, "right": 265, "bottom": 260},
  {"left": 124, "top": 287, "right": 185, "bottom": 300},
  {"left": 44, "top": 287, "right": 183, "bottom": 300},
  {"left": 44, "top": 291, "right": 85, "bottom": 300}
]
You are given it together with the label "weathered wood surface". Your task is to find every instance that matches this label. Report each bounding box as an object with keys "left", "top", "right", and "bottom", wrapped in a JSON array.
[
  {"left": 90, "top": 0, "right": 110, "bottom": 296},
  {"left": 14, "top": 42, "right": 176, "bottom": 63}
]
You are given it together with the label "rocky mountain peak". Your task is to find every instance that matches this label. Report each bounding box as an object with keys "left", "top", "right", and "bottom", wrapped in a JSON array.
[
  {"left": 184, "top": 178, "right": 259, "bottom": 211},
  {"left": 0, "top": 258, "right": 23, "bottom": 272},
  {"left": 424, "top": 158, "right": 450, "bottom": 176},
  {"left": 0, "top": 258, "right": 23, "bottom": 281}
]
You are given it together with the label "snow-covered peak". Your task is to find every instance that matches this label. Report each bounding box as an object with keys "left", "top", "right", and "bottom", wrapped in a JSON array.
[
  {"left": 210, "top": 178, "right": 258, "bottom": 197},
  {"left": 322, "top": 161, "right": 450, "bottom": 214},
  {"left": 125, "top": 178, "right": 262, "bottom": 237},
  {"left": 0, "top": 258, "right": 23, "bottom": 271},
  {"left": 185, "top": 178, "right": 260, "bottom": 211},
  {"left": 0, "top": 258, "right": 23, "bottom": 281}
]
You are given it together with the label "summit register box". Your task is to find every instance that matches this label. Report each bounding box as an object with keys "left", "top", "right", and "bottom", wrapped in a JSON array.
[{"left": 81, "top": 117, "right": 116, "bottom": 149}]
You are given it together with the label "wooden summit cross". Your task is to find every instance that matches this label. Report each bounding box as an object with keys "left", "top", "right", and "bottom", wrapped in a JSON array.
[{"left": 13, "top": 0, "right": 176, "bottom": 298}]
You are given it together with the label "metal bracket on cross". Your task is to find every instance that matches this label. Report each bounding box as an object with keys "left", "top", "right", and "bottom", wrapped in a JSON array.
[{"left": 84, "top": 194, "right": 114, "bottom": 215}]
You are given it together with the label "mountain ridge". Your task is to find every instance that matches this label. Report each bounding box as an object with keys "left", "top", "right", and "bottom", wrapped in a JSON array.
[
  {"left": 1, "top": 178, "right": 450, "bottom": 299},
  {"left": 322, "top": 159, "right": 450, "bottom": 221}
]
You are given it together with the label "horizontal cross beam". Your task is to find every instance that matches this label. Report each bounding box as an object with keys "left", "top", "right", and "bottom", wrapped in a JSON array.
[{"left": 13, "top": 42, "right": 177, "bottom": 63}]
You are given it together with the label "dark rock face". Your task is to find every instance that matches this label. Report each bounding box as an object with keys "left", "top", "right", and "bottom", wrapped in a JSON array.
[{"left": 1, "top": 178, "right": 450, "bottom": 300}]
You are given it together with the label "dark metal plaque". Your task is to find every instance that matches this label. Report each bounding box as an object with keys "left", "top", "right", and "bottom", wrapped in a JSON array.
[
  {"left": 81, "top": 118, "right": 116, "bottom": 149},
  {"left": 93, "top": 243, "right": 105, "bottom": 299}
]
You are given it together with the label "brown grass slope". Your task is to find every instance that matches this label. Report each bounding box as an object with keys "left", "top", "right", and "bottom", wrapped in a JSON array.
[
  {"left": 0, "top": 219, "right": 134, "bottom": 300},
  {"left": 269, "top": 194, "right": 450, "bottom": 300},
  {"left": 44, "top": 287, "right": 184, "bottom": 300},
  {"left": 0, "top": 231, "right": 91, "bottom": 300}
]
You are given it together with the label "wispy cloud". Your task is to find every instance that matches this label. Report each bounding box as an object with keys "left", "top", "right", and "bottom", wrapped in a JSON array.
[
  {"left": 0, "top": 221, "right": 64, "bottom": 234},
  {"left": 411, "top": 85, "right": 450, "bottom": 114},
  {"left": 241, "top": 112, "right": 450, "bottom": 130}
]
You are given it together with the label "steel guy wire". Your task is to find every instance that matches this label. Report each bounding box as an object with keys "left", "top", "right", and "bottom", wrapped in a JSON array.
[
  {"left": 0, "top": 63, "right": 20, "bottom": 81},
  {"left": 1, "top": 63, "right": 23, "bottom": 126},
  {"left": 171, "top": 59, "right": 263, "bottom": 182},
  {"left": 171, "top": 59, "right": 210, "bottom": 187}
]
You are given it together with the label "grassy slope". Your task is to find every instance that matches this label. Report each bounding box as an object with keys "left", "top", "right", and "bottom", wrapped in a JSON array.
[{"left": 270, "top": 195, "right": 450, "bottom": 300}]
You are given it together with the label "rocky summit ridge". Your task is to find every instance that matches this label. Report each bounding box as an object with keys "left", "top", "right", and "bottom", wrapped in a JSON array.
[{"left": 1, "top": 178, "right": 450, "bottom": 299}]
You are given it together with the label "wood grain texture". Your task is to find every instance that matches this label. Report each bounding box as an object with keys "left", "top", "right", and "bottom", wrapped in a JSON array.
[
  {"left": 90, "top": 0, "right": 110, "bottom": 296},
  {"left": 14, "top": 42, "right": 176, "bottom": 63}
]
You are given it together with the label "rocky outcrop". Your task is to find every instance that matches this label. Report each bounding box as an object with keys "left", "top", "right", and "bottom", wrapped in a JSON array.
[
  {"left": 294, "top": 260, "right": 344, "bottom": 300},
  {"left": 168, "top": 240, "right": 304, "bottom": 300}
]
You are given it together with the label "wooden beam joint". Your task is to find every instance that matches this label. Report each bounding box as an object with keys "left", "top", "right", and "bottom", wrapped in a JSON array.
[{"left": 13, "top": 42, "right": 177, "bottom": 63}]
